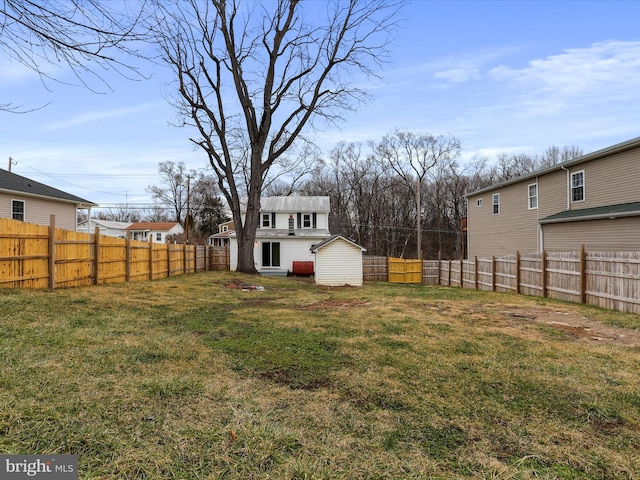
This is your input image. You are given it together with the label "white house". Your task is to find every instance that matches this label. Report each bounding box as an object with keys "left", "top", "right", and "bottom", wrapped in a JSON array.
[
  {"left": 77, "top": 219, "right": 131, "bottom": 237},
  {"left": 126, "top": 222, "right": 184, "bottom": 243},
  {"left": 229, "top": 196, "right": 331, "bottom": 275},
  {"left": 311, "top": 235, "right": 367, "bottom": 286}
]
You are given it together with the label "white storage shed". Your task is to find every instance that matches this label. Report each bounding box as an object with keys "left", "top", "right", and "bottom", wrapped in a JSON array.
[{"left": 311, "top": 235, "right": 366, "bottom": 287}]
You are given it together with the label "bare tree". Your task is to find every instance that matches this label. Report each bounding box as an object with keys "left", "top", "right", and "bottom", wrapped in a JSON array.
[
  {"left": 1, "top": 1, "right": 148, "bottom": 111},
  {"left": 373, "top": 130, "right": 461, "bottom": 259},
  {"left": 146, "top": 161, "right": 194, "bottom": 224},
  {"left": 152, "top": 0, "right": 403, "bottom": 273}
]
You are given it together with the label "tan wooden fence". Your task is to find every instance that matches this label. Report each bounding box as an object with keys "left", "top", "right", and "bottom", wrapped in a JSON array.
[
  {"left": 363, "top": 248, "right": 640, "bottom": 314},
  {"left": 0, "top": 216, "right": 229, "bottom": 289}
]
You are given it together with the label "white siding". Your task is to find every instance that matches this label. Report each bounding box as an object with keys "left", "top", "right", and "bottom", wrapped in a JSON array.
[
  {"left": 230, "top": 236, "right": 324, "bottom": 273},
  {"left": 314, "top": 240, "right": 363, "bottom": 287}
]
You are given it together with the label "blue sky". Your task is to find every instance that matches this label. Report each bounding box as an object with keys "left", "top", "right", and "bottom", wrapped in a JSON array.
[{"left": 2, "top": 0, "right": 640, "bottom": 210}]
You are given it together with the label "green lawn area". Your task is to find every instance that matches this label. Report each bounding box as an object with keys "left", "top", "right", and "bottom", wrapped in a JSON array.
[{"left": 1, "top": 271, "right": 639, "bottom": 479}]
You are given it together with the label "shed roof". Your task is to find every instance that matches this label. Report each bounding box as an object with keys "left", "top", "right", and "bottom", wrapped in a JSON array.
[
  {"left": 0, "top": 168, "right": 96, "bottom": 206},
  {"left": 311, "top": 235, "right": 367, "bottom": 252},
  {"left": 539, "top": 201, "right": 640, "bottom": 224}
]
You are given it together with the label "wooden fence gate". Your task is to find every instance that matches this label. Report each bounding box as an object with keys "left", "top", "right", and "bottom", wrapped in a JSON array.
[{"left": 388, "top": 257, "right": 422, "bottom": 283}]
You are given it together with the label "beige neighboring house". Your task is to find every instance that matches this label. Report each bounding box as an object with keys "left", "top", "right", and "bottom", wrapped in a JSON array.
[
  {"left": 465, "top": 136, "right": 640, "bottom": 258},
  {"left": 126, "top": 222, "right": 184, "bottom": 243},
  {"left": 77, "top": 219, "right": 131, "bottom": 237},
  {"left": 207, "top": 220, "right": 235, "bottom": 246},
  {"left": 1, "top": 168, "right": 96, "bottom": 231}
]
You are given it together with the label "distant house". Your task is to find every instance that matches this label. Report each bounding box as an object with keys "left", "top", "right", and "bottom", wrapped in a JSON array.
[
  {"left": 465, "top": 136, "right": 640, "bottom": 258},
  {"left": 207, "top": 220, "right": 235, "bottom": 247},
  {"left": 77, "top": 219, "right": 131, "bottom": 237},
  {"left": 229, "top": 196, "right": 332, "bottom": 274},
  {"left": 311, "top": 235, "right": 367, "bottom": 286},
  {"left": 0, "top": 168, "right": 97, "bottom": 231},
  {"left": 126, "top": 222, "right": 184, "bottom": 243}
]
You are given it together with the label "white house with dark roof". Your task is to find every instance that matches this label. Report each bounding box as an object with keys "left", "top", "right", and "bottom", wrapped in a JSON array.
[
  {"left": 229, "top": 196, "right": 332, "bottom": 275},
  {"left": 0, "top": 168, "right": 97, "bottom": 231},
  {"left": 125, "top": 222, "right": 184, "bottom": 243}
]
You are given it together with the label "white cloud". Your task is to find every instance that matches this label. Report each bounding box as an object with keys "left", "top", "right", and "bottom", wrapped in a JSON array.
[
  {"left": 489, "top": 40, "right": 640, "bottom": 97},
  {"left": 40, "top": 102, "right": 162, "bottom": 131}
]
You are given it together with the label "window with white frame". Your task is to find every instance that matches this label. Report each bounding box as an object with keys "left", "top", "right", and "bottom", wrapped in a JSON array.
[
  {"left": 12, "top": 200, "right": 25, "bottom": 221},
  {"left": 156, "top": 232, "right": 162, "bottom": 242},
  {"left": 528, "top": 183, "right": 538, "bottom": 209},
  {"left": 262, "top": 213, "right": 271, "bottom": 228},
  {"left": 492, "top": 193, "right": 500, "bottom": 215},
  {"left": 571, "top": 171, "right": 584, "bottom": 202},
  {"left": 476, "top": 198, "right": 483, "bottom": 207},
  {"left": 261, "top": 241, "right": 280, "bottom": 267}
]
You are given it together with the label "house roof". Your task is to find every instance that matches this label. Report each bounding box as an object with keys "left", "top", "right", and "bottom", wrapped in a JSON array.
[
  {"left": 0, "top": 168, "right": 97, "bottom": 206},
  {"left": 126, "top": 222, "right": 181, "bottom": 232},
  {"left": 241, "top": 196, "right": 330, "bottom": 212},
  {"left": 466, "top": 135, "right": 640, "bottom": 197},
  {"left": 539, "top": 201, "right": 640, "bottom": 224},
  {"left": 78, "top": 219, "right": 132, "bottom": 229},
  {"left": 311, "top": 235, "right": 367, "bottom": 252}
]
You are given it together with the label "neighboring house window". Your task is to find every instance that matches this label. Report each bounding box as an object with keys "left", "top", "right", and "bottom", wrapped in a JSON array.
[
  {"left": 528, "top": 183, "right": 538, "bottom": 209},
  {"left": 262, "top": 241, "right": 280, "bottom": 267},
  {"left": 492, "top": 193, "right": 500, "bottom": 215},
  {"left": 156, "top": 232, "right": 162, "bottom": 242},
  {"left": 222, "top": 225, "right": 228, "bottom": 232},
  {"left": 476, "top": 199, "right": 483, "bottom": 207},
  {"left": 303, "top": 213, "right": 311, "bottom": 228},
  {"left": 12, "top": 200, "right": 25, "bottom": 221},
  {"left": 571, "top": 171, "right": 585, "bottom": 202}
]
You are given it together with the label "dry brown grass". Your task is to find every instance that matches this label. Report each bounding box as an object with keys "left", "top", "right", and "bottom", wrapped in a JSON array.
[{"left": 1, "top": 271, "right": 639, "bottom": 478}]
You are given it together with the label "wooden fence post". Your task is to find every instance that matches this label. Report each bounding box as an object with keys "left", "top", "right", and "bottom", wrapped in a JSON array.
[
  {"left": 491, "top": 256, "right": 496, "bottom": 291},
  {"left": 541, "top": 250, "right": 548, "bottom": 298},
  {"left": 580, "top": 244, "right": 587, "bottom": 304},
  {"left": 125, "top": 237, "right": 131, "bottom": 283},
  {"left": 474, "top": 256, "right": 479, "bottom": 290},
  {"left": 148, "top": 237, "right": 154, "bottom": 280},
  {"left": 94, "top": 226, "right": 100, "bottom": 285},
  {"left": 167, "top": 245, "right": 172, "bottom": 278},
  {"left": 48, "top": 214, "right": 56, "bottom": 289},
  {"left": 515, "top": 251, "right": 520, "bottom": 294},
  {"left": 183, "top": 244, "right": 188, "bottom": 275}
]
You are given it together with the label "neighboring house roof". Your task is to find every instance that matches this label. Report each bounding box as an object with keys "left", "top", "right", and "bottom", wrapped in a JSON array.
[
  {"left": 79, "top": 219, "right": 132, "bottom": 230},
  {"left": 126, "top": 222, "right": 182, "bottom": 232},
  {"left": 209, "top": 230, "right": 235, "bottom": 239},
  {"left": 241, "top": 196, "right": 330, "bottom": 212},
  {"left": 466, "top": 135, "right": 640, "bottom": 197},
  {"left": 0, "top": 168, "right": 97, "bottom": 206},
  {"left": 540, "top": 201, "right": 640, "bottom": 224},
  {"left": 311, "top": 235, "right": 367, "bottom": 252}
]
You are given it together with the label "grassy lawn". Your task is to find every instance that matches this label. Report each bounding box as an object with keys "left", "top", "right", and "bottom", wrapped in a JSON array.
[{"left": 1, "top": 271, "right": 640, "bottom": 479}]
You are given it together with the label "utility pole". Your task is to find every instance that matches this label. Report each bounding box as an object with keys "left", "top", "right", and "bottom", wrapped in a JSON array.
[
  {"left": 8, "top": 157, "right": 16, "bottom": 172},
  {"left": 185, "top": 176, "right": 191, "bottom": 244}
]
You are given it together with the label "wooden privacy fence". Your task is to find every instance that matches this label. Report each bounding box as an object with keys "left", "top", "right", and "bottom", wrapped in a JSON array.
[
  {"left": 362, "top": 247, "right": 640, "bottom": 314},
  {"left": 0, "top": 216, "right": 229, "bottom": 289}
]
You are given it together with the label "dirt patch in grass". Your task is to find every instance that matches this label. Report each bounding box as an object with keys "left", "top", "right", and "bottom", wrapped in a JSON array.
[
  {"left": 299, "top": 299, "right": 373, "bottom": 311},
  {"left": 499, "top": 306, "right": 640, "bottom": 347}
]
